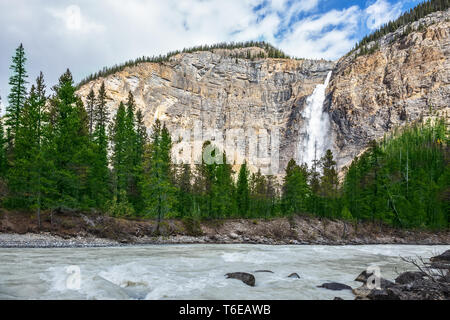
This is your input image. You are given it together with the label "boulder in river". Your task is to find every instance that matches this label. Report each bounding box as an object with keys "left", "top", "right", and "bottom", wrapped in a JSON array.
[
  {"left": 225, "top": 272, "right": 255, "bottom": 287},
  {"left": 317, "top": 282, "right": 352, "bottom": 291},
  {"left": 354, "top": 270, "right": 395, "bottom": 288},
  {"left": 395, "top": 271, "right": 426, "bottom": 285},
  {"left": 288, "top": 273, "right": 300, "bottom": 279},
  {"left": 355, "top": 270, "right": 373, "bottom": 283},
  {"left": 430, "top": 250, "right": 450, "bottom": 262}
]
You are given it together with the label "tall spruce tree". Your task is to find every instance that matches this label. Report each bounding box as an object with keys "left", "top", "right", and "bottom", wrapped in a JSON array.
[
  {"left": 140, "top": 119, "right": 177, "bottom": 231},
  {"left": 111, "top": 102, "right": 128, "bottom": 200},
  {"left": 6, "top": 43, "right": 28, "bottom": 148},
  {"left": 0, "top": 96, "right": 7, "bottom": 177},
  {"left": 86, "top": 88, "right": 96, "bottom": 136},
  {"left": 236, "top": 161, "right": 250, "bottom": 217},
  {"left": 282, "top": 159, "right": 310, "bottom": 215},
  {"left": 133, "top": 109, "right": 148, "bottom": 212},
  {"left": 124, "top": 91, "right": 138, "bottom": 204},
  {"left": 90, "top": 82, "right": 110, "bottom": 207},
  {"left": 211, "top": 151, "right": 235, "bottom": 218},
  {"left": 8, "top": 72, "right": 55, "bottom": 225},
  {"left": 176, "top": 163, "right": 193, "bottom": 217},
  {"left": 48, "top": 69, "right": 93, "bottom": 208}
]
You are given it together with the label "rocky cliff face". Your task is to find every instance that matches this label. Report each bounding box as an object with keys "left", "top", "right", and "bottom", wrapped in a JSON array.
[
  {"left": 326, "top": 9, "right": 450, "bottom": 170},
  {"left": 77, "top": 47, "right": 334, "bottom": 174},
  {"left": 77, "top": 9, "right": 449, "bottom": 175}
]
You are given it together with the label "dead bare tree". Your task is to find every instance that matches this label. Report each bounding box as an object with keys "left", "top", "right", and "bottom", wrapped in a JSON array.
[{"left": 400, "top": 255, "right": 449, "bottom": 284}]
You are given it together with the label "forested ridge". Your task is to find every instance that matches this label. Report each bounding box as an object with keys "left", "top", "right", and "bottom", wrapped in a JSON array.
[
  {"left": 351, "top": 0, "right": 449, "bottom": 57},
  {"left": 78, "top": 41, "right": 290, "bottom": 87},
  {"left": 0, "top": 36, "right": 448, "bottom": 231}
]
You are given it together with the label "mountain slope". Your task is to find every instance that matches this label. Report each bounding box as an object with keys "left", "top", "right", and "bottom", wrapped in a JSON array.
[
  {"left": 326, "top": 9, "right": 450, "bottom": 169},
  {"left": 77, "top": 47, "right": 334, "bottom": 174}
]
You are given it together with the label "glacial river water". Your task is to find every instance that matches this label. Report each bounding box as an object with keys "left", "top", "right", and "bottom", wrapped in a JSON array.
[{"left": 0, "top": 244, "right": 449, "bottom": 300}]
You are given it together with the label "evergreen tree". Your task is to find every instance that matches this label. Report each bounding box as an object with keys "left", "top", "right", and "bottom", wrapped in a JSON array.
[
  {"left": 0, "top": 96, "right": 7, "bottom": 177},
  {"left": 140, "top": 120, "right": 177, "bottom": 232},
  {"left": 250, "top": 169, "right": 270, "bottom": 218},
  {"left": 236, "top": 161, "right": 250, "bottom": 217},
  {"left": 86, "top": 88, "right": 96, "bottom": 136},
  {"left": 124, "top": 91, "right": 139, "bottom": 204},
  {"left": 133, "top": 109, "right": 148, "bottom": 212},
  {"left": 90, "top": 82, "right": 110, "bottom": 207},
  {"left": 7, "top": 72, "right": 55, "bottom": 225},
  {"left": 176, "top": 164, "right": 193, "bottom": 217},
  {"left": 111, "top": 102, "right": 128, "bottom": 200},
  {"left": 211, "top": 151, "right": 235, "bottom": 218},
  {"left": 6, "top": 43, "right": 28, "bottom": 148},
  {"left": 320, "top": 149, "right": 340, "bottom": 217},
  {"left": 47, "top": 69, "right": 93, "bottom": 208},
  {"left": 192, "top": 141, "right": 218, "bottom": 218},
  {"left": 282, "top": 159, "right": 310, "bottom": 215}
]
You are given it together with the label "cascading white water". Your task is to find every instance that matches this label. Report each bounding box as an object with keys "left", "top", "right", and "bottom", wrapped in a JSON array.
[{"left": 298, "top": 71, "right": 332, "bottom": 168}]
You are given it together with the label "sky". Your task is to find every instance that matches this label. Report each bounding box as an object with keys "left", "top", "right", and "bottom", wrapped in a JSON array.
[{"left": 0, "top": 0, "right": 423, "bottom": 110}]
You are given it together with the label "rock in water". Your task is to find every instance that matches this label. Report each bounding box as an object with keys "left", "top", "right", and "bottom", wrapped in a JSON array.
[
  {"left": 355, "top": 270, "right": 395, "bottom": 288},
  {"left": 395, "top": 271, "right": 426, "bottom": 285},
  {"left": 225, "top": 272, "right": 256, "bottom": 287},
  {"left": 288, "top": 273, "right": 300, "bottom": 279},
  {"left": 355, "top": 270, "right": 373, "bottom": 283},
  {"left": 430, "top": 250, "right": 450, "bottom": 262},
  {"left": 254, "top": 270, "right": 274, "bottom": 273},
  {"left": 317, "top": 282, "right": 352, "bottom": 291},
  {"left": 333, "top": 297, "right": 344, "bottom": 300}
]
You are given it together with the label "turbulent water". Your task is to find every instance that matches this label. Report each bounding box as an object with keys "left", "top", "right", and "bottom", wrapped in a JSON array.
[
  {"left": 298, "top": 71, "right": 332, "bottom": 167},
  {"left": 0, "top": 244, "right": 448, "bottom": 300}
]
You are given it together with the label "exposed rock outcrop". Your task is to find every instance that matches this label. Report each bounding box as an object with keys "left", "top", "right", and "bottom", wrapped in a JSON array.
[
  {"left": 77, "top": 48, "right": 334, "bottom": 175},
  {"left": 326, "top": 9, "right": 450, "bottom": 170}
]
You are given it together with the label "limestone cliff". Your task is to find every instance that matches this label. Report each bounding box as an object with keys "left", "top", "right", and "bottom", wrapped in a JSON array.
[
  {"left": 326, "top": 9, "right": 450, "bottom": 170},
  {"left": 77, "top": 47, "right": 334, "bottom": 174}
]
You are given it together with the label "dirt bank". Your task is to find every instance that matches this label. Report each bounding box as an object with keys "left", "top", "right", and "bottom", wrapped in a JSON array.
[{"left": 0, "top": 209, "right": 448, "bottom": 247}]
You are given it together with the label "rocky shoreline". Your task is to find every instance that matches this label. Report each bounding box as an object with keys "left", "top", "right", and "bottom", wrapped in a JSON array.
[
  {"left": 1, "top": 211, "right": 449, "bottom": 248},
  {"left": 1, "top": 232, "right": 449, "bottom": 249}
]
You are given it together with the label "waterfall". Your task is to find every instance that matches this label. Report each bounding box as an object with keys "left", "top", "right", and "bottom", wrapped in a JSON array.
[{"left": 298, "top": 71, "right": 332, "bottom": 168}]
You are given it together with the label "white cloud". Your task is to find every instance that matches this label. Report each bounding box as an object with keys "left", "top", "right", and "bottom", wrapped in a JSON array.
[
  {"left": 278, "top": 6, "right": 361, "bottom": 60},
  {"left": 0, "top": 0, "right": 408, "bottom": 99},
  {"left": 48, "top": 4, "right": 105, "bottom": 34},
  {"left": 365, "top": 0, "right": 403, "bottom": 30}
]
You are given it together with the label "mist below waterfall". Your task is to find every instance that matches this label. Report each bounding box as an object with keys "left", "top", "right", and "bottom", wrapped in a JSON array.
[{"left": 298, "top": 71, "right": 332, "bottom": 168}]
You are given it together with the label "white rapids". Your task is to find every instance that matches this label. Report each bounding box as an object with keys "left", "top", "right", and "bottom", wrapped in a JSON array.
[
  {"left": 298, "top": 71, "right": 333, "bottom": 167},
  {"left": 0, "top": 244, "right": 448, "bottom": 300}
]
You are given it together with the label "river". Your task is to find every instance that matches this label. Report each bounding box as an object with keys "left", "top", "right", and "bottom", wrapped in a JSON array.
[{"left": 0, "top": 244, "right": 448, "bottom": 300}]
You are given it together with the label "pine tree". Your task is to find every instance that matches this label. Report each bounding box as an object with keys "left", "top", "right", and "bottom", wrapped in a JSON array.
[
  {"left": 124, "top": 91, "right": 138, "bottom": 204},
  {"left": 140, "top": 120, "right": 177, "bottom": 232},
  {"left": 0, "top": 96, "right": 7, "bottom": 177},
  {"left": 282, "top": 159, "right": 310, "bottom": 215},
  {"left": 86, "top": 88, "right": 96, "bottom": 136},
  {"left": 90, "top": 82, "right": 110, "bottom": 207},
  {"left": 47, "top": 69, "right": 93, "bottom": 208},
  {"left": 7, "top": 72, "right": 55, "bottom": 225},
  {"left": 250, "top": 169, "right": 269, "bottom": 218},
  {"left": 211, "top": 151, "right": 235, "bottom": 218},
  {"left": 6, "top": 43, "right": 28, "bottom": 148},
  {"left": 176, "top": 164, "right": 193, "bottom": 217},
  {"left": 133, "top": 109, "right": 148, "bottom": 212},
  {"left": 236, "top": 161, "right": 250, "bottom": 217},
  {"left": 111, "top": 102, "right": 128, "bottom": 200}
]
